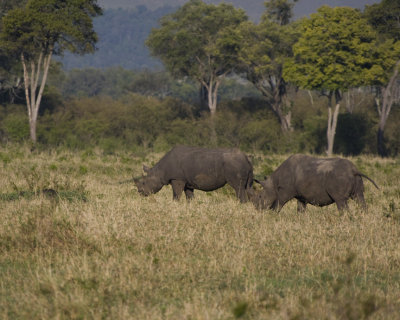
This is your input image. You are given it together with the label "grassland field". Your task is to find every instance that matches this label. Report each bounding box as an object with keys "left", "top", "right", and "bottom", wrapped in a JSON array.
[{"left": 0, "top": 145, "right": 400, "bottom": 319}]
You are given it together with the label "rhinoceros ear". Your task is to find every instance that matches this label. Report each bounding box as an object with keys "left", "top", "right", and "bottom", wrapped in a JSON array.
[
  {"left": 143, "top": 165, "right": 150, "bottom": 173},
  {"left": 254, "top": 176, "right": 270, "bottom": 189},
  {"left": 260, "top": 177, "right": 270, "bottom": 188}
]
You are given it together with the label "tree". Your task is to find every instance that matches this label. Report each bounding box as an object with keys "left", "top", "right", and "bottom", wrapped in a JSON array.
[
  {"left": 264, "top": 0, "right": 298, "bottom": 25},
  {"left": 0, "top": 0, "right": 27, "bottom": 16},
  {"left": 364, "top": 0, "right": 400, "bottom": 157},
  {"left": 283, "top": 6, "right": 383, "bottom": 156},
  {"left": 237, "top": 0, "right": 299, "bottom": 131},
  {"left": 146, "top": 0, "right": 247, "bottom": 118},
  {"left": 0, "top": 0, "right": 102, "bottom": 143},
  {"left": 0, "top": 0, "right": 27, "bottom": 104}
]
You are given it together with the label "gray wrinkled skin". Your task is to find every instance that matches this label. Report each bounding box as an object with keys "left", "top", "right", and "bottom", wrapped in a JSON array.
[
  {"left": 134, "top": 145, "right": 254, "bottom": 202},
  {"left": 250, "top": 154, "right": 378, "bottom": 212}
]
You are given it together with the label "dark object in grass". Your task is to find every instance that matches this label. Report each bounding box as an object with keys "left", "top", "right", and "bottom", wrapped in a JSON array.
[
  {"left": 41, "top": 188, "right": 58, "bottom": 198},
  {"left": 0, "top": 188, "right": 87, "bottom": 202}
]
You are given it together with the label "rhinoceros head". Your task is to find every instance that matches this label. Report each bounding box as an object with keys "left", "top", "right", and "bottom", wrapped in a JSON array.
[
  {"left": 134, "top": 165, "right": 163, "bottom": 196},
  {"left": 251, "top": 177, "right": 276, "bottom": 210}
]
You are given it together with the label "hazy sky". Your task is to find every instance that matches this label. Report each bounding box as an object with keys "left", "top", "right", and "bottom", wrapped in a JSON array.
[
  {"left": 98, "top": 0, "right": 381, "bottom": 20},
  {"left": 293, "top": 0, "right": 379, "bottom": 17}
]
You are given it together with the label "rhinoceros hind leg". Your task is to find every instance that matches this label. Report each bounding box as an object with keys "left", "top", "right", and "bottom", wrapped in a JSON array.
[
  {"left": 297, "top": 200, "right": 307, "bottom": 213},
  {"left": 184, "top": 187, "right": 194, "bottom": 200},
  {"left": 227, "top": 179, "right": 248, "bottom": 203},
  {"left": 353, "top": 190, "right": 367, "bottom": 211}
]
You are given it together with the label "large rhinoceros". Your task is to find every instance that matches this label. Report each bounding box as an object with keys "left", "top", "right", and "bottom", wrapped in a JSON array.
[
  {"left": 250, "top": 154, "right": 378, "bottom": 212},
  {"left": 134, "top": 146, "right": 254, "bottom": 202}
]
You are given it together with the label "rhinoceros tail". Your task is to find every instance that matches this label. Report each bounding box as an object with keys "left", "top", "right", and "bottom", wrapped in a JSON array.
[
  {"left": 246, "top": 168, "right": 254, "bottom": 189},
  {"left": 356, "top": 172, "right": 379, "bottom": 190}
]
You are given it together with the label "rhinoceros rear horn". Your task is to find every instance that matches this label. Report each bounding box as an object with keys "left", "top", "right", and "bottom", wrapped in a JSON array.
[{"left": 143, "top": 165, "right": 150, "bottom": 173}]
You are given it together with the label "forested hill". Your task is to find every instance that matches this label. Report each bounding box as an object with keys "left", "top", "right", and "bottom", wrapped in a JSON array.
[
  {"left": 59, "top": 6, "right": 176, "bottom": 70},
  {"left": 60, "top": 0, "right": 379, "bottom": 70}
]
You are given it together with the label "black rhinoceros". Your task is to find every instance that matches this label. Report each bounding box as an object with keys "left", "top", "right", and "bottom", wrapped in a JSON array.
[
  {"left": 134, "top": 145, "right": 254, "bottom": 202},
  {"left": 250, "top": 154, "right": 378, "bottom": 212}
]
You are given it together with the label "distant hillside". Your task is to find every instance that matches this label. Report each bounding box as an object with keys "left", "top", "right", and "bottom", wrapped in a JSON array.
[
  {"left": 59, "top": 0, "right": 379, "bottom": 70},
  {"left": 59, "top": 6, "right": 176, "bottom": 70}
]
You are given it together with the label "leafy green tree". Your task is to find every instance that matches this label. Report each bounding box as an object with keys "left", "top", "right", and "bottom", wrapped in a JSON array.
[
  {"left": 284, "top": 6, "right": 383, "bottom": 156},
  {"left": 0, "top": 0, "right": 27, "bottom": 104},
  {"left": 0, "top": 0, "right": 27, "bottom": 16},
  {"left": 237, "top": 0, "right": 299, "bottom": 131},
  {"left": 264, "top": 0, "right": 298, "bottom": 25},
  {"left": 146, "top": 0, "right": 247, "bottom": 118},
  {"left": 0, "top": 0, "right": 102, "bottom": 143},
  {"left": 364, "top": 0, "right": 400, "bottom": 157}
]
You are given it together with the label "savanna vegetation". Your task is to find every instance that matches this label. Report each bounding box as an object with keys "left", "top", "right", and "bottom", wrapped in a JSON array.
[
  {"left": 2, "top": 65, "right": 399, "bottom": 156},
  {"left": 1, "top": 0, "right": 400, "bottom": 318},
  {"left": 0, "top": 146, "right": 399, "bottom": 319}
]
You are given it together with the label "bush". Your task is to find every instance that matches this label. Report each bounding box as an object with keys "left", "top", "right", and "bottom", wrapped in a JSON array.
[
  {"left": 0, "top": 105, "right": 30, "bottom": 142},
  {"left": 2, "top": 85, "right": 397, "bottom": 156},
  {"left": 238, "top": 119, "right": 281, "bottom": 152}
]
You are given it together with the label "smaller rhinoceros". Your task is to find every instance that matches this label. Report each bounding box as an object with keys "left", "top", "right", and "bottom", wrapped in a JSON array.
[
  {"left": 134, "top": 145, "right": 254, "bottom": 202},
  {"left": 250, "top": 154, "right": 378, "bottom": 212}
]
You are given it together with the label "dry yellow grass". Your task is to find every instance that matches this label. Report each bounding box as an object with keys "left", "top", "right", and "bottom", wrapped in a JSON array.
[{"left": 0, "top": 145, "right": 399, "bottom": 319}]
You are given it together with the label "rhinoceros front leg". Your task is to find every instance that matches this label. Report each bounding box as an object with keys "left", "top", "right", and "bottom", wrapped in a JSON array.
[
  {"left": 171, "top": 180, "right": 185, "bottom": 200},
  {"left": 232, "top": 186, "right": 248, "bottom": 203},
  {"left": 184, "top": 187, "right": 194, "bottom": 200},
  {"left": 335, "top": 199, "right": 349, "bottom": 212}
]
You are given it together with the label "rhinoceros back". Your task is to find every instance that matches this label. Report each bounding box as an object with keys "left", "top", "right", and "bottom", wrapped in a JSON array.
[{"left": 155, "top": 146, "right": 252, "bottom": 191}]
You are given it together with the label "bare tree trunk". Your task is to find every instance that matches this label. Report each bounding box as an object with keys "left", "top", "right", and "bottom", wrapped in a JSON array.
[
  {"left": 201, "top": 74, "right": 223, "bottom": 145},
  {"left": 326, "top": 103, "right": 340, "bottom": 156},
  {"left": 273, "top": 101, "right": 292, "bottom": 132},
  {"left": 274, "top": 106, "right": 293, "bottom": 132},
  {"left": 21, "top": 49, "right": 53, "bottom": 143},
  {"left": 375, "top": 61, "right": 400, "bottom": 157},
  {"left": 199, "top": 84, "right": 208, "bottom": 110},
  {"left": 255, "top": 79, "right": 293, "bottom": 132},
  {"left": 326, "top": 91, "right": 341, "bottom": 157},
  {"left": 207, "top": 78, "right": 219, "bottom": 117},
  {"left": 208, "top": 81, "right": 217, "bottom": 145},
  {"left": 377, "top": 128, "right": 387, "bottom": 157},
  {"left": 307, "top": 90, "right": 314, "bottom": 106},
  {"left": 283, "top": 112, "right": 292, "bottom": 132}
]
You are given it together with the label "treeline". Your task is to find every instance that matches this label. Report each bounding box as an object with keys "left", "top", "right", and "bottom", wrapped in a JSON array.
[
  {"left": 1, "top": 0, "right": 400, "bottom": 156},
  {"left": 1, "top": 67, "right": 399, "bottom": 156}
]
